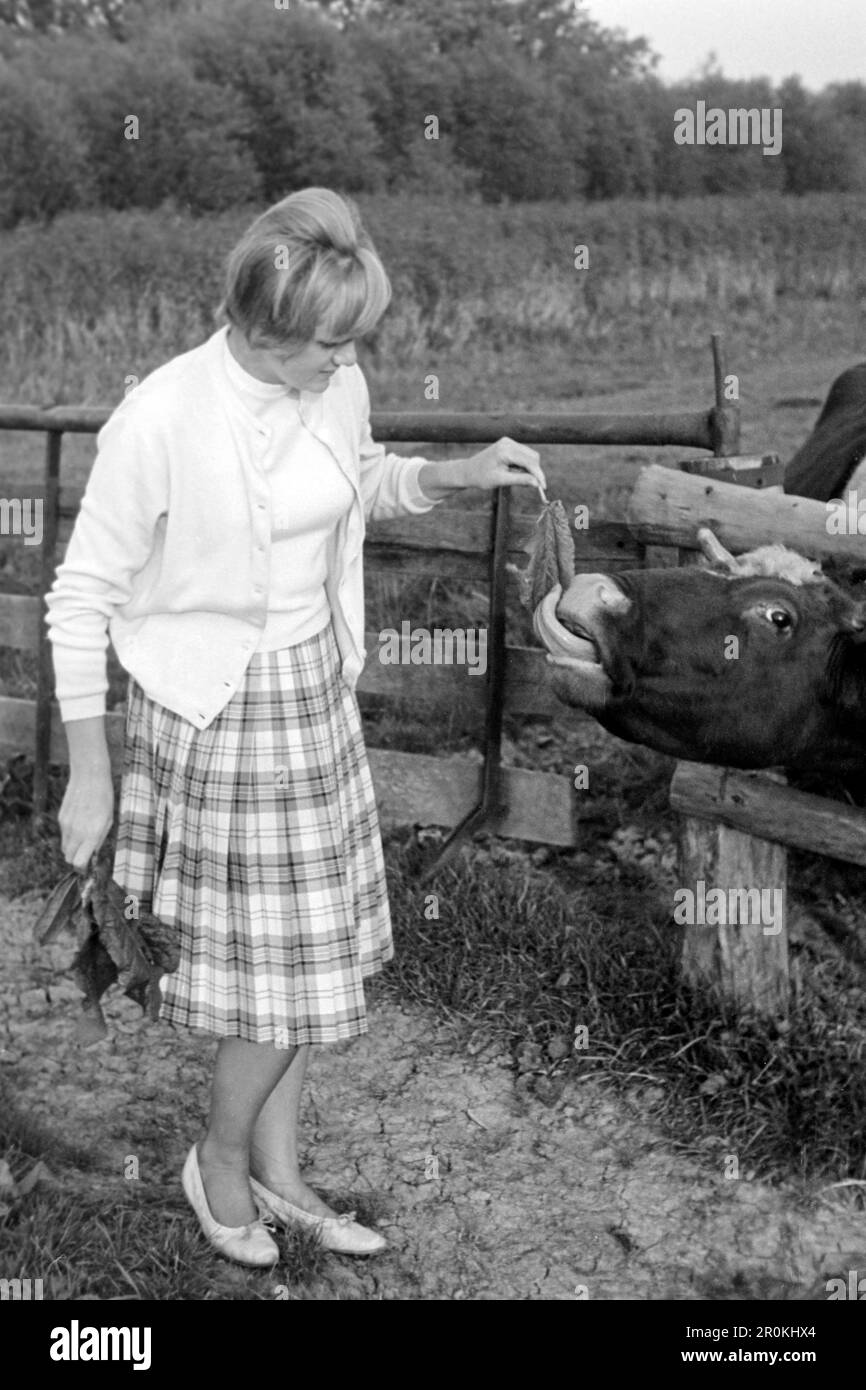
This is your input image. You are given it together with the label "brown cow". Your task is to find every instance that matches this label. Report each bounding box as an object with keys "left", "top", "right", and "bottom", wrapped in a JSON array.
[
  {"left": 531, "top": 365, "right": 866, "bottom": 772},
  {"left": 534, "top": 533, "right": 866, "bottom": 773}
]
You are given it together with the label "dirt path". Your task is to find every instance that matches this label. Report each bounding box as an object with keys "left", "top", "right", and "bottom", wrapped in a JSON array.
[{"left": 2, "top": 891, "right": 863, "bottom": 1301}]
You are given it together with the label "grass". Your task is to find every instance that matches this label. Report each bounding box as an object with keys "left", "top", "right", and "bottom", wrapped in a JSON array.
[
  {"left": 0, "top": 191, "right": 864, "bottom": 407},
  {"left": 0, "top": 1172, "right": 335, "bottom": 1302},
  {"left": 373, "top": 732, "right": 866, "bottom": 1191},
  {"left": 0, "top": 1048, "right": 381, "bottom": 1300}
]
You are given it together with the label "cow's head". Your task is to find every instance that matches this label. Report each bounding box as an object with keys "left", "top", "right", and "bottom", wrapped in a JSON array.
[{"left": 534, "top": 530, "right": 866, "bottom": 772}]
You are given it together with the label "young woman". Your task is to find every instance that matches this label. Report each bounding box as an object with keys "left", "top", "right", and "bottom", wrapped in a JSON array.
[{"left": 46, "top": 187, "right": 545, "bottom": 1266}]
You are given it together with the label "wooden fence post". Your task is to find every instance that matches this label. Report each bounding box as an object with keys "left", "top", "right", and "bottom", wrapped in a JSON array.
[
  {"left": 669, "top": 341, "right": 788, "bottom": 1016},
  {"left": 32, "top": 429, "right": 62, "bottom": 821},
  {"left": 675, "top": 768, "right": 789, "bottom": 1017}
]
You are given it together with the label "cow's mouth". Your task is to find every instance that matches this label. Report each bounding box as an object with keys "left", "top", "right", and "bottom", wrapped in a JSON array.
[{"left": 532, "top": 587, "right": 605, "bottom": 672}]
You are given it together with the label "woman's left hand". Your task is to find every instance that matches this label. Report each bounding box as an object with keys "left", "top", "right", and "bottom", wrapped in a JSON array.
[{"left": 465, "top": 437, "right": 546, "bottom": 496}]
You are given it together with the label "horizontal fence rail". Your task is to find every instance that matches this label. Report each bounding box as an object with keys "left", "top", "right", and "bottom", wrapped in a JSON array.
[
  {"left": 0, "top": 386, "right": 732, "bottom": 826},
  {"left": 0, "top": 402, "right": 723, "bottom": 448},
  {"left": 671, "top": 763, "right": 866, "bottom": 869}
]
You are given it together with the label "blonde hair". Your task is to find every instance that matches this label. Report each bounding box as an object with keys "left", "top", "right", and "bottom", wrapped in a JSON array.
[{"left": 221, "top": 187, "right": 391, "bottom": 350}]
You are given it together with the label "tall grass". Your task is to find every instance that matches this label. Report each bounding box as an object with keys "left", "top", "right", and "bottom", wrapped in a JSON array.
[
  {"left": 0, "top": 192, "right": 864, "bottom": 403},
  {"left": 380, "top": 824, "right": 866, "bottom": 1188}
]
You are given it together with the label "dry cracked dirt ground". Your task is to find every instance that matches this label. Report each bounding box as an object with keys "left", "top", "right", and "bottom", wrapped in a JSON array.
[{"left": 2, "top": 890, "right": 865, "bottom": 1302}]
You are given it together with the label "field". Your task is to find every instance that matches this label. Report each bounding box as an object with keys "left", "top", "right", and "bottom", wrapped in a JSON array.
[{"left": 1, "top": 192, "right": 865, "bottom": 1300}]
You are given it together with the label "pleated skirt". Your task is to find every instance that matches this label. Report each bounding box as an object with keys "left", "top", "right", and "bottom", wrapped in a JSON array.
[{"left": 112, "top": 620, "right": 392, "bottom": 1045}]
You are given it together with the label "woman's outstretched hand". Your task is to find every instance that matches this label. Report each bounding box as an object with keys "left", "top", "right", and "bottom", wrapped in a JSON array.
[
  {"left": 418, "top": 438, "right": 547, "bottom": 502},
  {"left": 464, "top": 438, "right": 547, "bottom": 498}
]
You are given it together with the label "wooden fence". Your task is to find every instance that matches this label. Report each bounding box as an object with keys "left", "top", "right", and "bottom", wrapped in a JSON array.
[
  {"left": 0, "top": 356, "right": 739, "bottom": 849},
  {"left": 4, "top": 337, "right": 861, "bottom": 1016}
]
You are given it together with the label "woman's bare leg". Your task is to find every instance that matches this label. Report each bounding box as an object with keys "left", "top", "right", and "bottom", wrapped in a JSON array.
[
  {"left": 198, "top": 1037, "right": 298, "bottom": 1227},
  {"left": 250, "top": 1044, "right": 337, "bottom": 1219}
]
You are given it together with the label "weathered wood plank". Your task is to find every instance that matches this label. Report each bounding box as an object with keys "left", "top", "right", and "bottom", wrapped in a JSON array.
[
  {"left": 0, "top": 699, "right": 126, "bottom": 768},
  {"left": 367, "top": 749, "right": 576, "bottom": 845},
  {"left": 0, "top": 594, "right": 41, "bottom": 649},
  {"left": 53, "top": 498, "right": 645, "bottom": 576},
  {"left": 601, "top": 462, "right": 866, "bottom": 564},
  {"left": 359, "top": 637, "right": 589, "bottom": 719},
  {"left": 0, "top": 601, "right": 596, "bottom": 725},
  {"left": 670, "top": 761, "right": 866, "bottom": 868},
  {"left": 1, "top": 402, "right": 715, "bottom": 447},
  {"left": 5, "top": 697, "right": 577, "bottom": 846},
  {"left": 677, "top": 806, "right": 789, "bottom": 1017},
  {"left": 366, "top": 510, "right": 640, "bottom": 569}
]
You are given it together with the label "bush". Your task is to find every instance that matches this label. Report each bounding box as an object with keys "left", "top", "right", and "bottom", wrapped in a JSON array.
[
  {"left": 178, "top": 3, "right": 386, "bottom": 199},
  {"left": 0, "top": 63, "right": 92, "bottom": 227},
  {"left": 33, "top": 36, "right": 260, "bottom": 213}
]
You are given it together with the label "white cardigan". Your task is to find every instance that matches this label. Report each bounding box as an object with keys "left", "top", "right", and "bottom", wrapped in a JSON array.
[{"left": 45, "top": 326, "right": 441, "bottom": 729}]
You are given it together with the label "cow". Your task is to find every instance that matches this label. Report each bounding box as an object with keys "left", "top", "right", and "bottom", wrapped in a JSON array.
[
  {"left": 534, "top": 534, "right": 866, "bottom": 773},
  {"left": 530, "top": 364, "right": 866, "bottom": 774}
]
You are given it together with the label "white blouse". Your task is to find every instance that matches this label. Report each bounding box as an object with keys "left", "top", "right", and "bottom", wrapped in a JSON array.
[
  {"left": 222, "top": 338, "right": 354, "bottom": 651},
  {"left": 45, "top": 326, "right": 440, "bottom": 730}
]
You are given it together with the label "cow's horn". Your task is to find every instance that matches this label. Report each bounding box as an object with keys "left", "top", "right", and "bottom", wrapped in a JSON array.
[{"left": 696, "top": 526, "right": 741, "bottom": 573}]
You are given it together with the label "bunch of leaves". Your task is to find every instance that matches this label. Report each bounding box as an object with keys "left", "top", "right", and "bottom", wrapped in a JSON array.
[
  {"left": 513, "top": 498, "right": 575, "bottom": 612},
  {"left": 32, "top": 826, "right": 180, "bottom": 1043}
]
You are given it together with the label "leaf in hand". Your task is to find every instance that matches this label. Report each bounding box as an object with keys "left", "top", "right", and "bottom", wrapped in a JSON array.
[
  {"left": 70, "top": 932, "right": 115, "bottom": 1043},
  {"left": 32, "top": 871, "right": 81, "bottom": 946},
  {"left": 33, "top": 814, "right": 182, "bottom": 1034},
  {"left": 516, "top": 498, "right": 575, "bottom": 612},
  {"left": 89, "top": 871, "right": 176, "bottom": 1021}
]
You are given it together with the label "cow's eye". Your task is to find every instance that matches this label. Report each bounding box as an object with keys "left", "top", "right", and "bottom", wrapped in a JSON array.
[{"left": 765, "top": 606, "right": 793, "bottom": 630}]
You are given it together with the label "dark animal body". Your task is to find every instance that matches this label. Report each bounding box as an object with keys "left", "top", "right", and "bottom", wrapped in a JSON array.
[
  {"left": 783, "top": 362, "right": 866, "bottom": 502},
  {"left": 527, "top": 365, "right": 866, "bottom": 774}
]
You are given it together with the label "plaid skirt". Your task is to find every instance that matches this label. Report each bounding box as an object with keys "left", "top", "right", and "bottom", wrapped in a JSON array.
[{"left": 112, "top": 620, "right": 392, "bottom": 1045}]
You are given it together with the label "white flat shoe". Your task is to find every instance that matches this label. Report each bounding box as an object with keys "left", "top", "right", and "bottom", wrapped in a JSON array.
[
  {"left": 249, "top": 1175, "right": 387, "bottom": 1256},
  {"left": 182, "top": 1145, "right": 279, "bottom": 1268}
]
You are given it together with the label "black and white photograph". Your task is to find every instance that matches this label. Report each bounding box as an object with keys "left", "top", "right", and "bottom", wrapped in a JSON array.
[{"left": 0, "top": 0, "right": 865, "bottom": 1345}]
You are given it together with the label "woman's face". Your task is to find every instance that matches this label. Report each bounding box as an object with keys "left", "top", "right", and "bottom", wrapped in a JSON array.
[{"left": 230, "top": 325, "right": 358, "bottom": 392}]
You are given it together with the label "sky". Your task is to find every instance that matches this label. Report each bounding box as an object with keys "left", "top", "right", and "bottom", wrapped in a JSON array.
[{"left": 586, "top": 0, "right": 866, "bottom": 90}]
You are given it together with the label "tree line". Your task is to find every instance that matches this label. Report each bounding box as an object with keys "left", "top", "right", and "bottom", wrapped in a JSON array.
[{"left": 0, "top": 0, "right": 863, "bottom": 229}]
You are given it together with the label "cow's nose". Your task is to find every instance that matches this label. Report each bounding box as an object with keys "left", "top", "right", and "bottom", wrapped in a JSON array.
[
  {"left": 595, "top": 579, "right": 630, "bottom": 612},
  {"left": 557, "top": 573, "right": 631, "bottom": 626}
]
